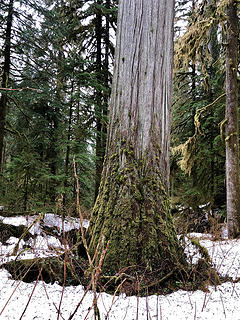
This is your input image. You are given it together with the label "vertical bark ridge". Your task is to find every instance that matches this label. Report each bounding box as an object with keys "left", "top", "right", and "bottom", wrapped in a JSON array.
[{"left": 225, "top": 0, "right": 240, "bottom": 238}]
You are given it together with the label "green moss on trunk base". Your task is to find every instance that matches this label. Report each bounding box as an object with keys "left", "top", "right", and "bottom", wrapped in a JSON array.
[{"left": 89, "top": 145, "right": 189, "bottom": 286}]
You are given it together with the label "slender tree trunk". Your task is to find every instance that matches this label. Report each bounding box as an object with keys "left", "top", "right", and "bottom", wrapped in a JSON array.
[
  {"left": 23, "top": 172, "right": 29, "bottom": 211},
  {"left": 191, "top": 1, "right": 196, "bottom": 137},
  {"left": 95, "top": 0, "right": 103, "bottom": 199},
  {"left": 48, "top": 47, "right": 64, "bottom": 203},
  {"left": 0, "top": 0, "right": 14, "bottom": 172},
  {"left": 208, "top": 0, "right": 219, "bottom": 204},
  {"left": 103, "top": 0, "right": 110, "bottom": 162},
  {"left": 90, "top": 0, "right": 188, "bottom": 281},
  {"left": 63, "top": 79, "right": 74, "bottom": 207},
  {"left": 225, "top": 0, "right": 240, "bottom": 238},
  {"left": 94, "top": 0, "right": 113, "bottom": 200}
]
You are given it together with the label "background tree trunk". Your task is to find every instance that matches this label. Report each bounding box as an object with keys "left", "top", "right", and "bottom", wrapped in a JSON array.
[
  {"left": 225, "top": 0, "right": 240, "bottom": 238},
  {"left": 0, "top": 0, "right": 14, "bottom": 173},
  {"left": 94, "top": 0, "right": 110, "bottom": 200},
  {"left": 90, "top": 0, "right": 188, "bottom": 281},
  {"left": 95, "top": 0, "right": 105, "bottom": 200}
]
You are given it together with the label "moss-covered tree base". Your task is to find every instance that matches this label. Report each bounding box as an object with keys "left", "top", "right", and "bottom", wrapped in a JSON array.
[
  {"left": 100, "top": 260, "right": 220, "bottom": 296},
  {"left": 89, "top": 147, "right": 191, "bottom": 287},
  {"left": 2, "top": 253, "right": 220, "bottom": 296}
]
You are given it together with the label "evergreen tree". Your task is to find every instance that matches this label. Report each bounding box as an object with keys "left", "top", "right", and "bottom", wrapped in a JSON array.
[
  {"left": 171, "top": 0, "right": 237, "bottom": 227},
  {"left": 1, "top": 0, "right": 98, "bottom": 211}
]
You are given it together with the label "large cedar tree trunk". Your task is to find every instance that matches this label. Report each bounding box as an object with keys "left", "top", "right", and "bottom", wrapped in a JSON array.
[
  {"left": 90, "top": 0, "right": 188, "bottom": 279},
  {"left": 225, "top": 0, "right": 240, "bottom": 238}
]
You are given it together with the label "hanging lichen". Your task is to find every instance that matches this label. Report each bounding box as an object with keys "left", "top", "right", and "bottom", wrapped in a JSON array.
[
  {"left": 172, "top": 92, "right": 225, "bottom": 175},
  {"left": 172, "top": 136, "right": 196, "bottom": 176},
  {"left": 174, "top": 0, "right": 234, "bottom": 89}
]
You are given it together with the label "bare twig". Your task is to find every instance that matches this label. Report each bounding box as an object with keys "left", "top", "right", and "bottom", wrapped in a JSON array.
[
  {"left": 19, "top": 263, "right": 44, "bottom": 320},
  {"left": 73, "top": 158, "right": 111, "bottom": 320},
  {"left": 201, "top": 291, "right": 208, "bottom": 312},
  {"left": 73, "top": 159, "right": 92, "bottom": 265},
  {"left": 40, "top": 279, "right": 65, "bottom": 320},
  {"left": 0, "top": 87, "right": 42, "bottom": 92},
  {"left": 68, "top": 241, "right": 109, "bottom": 320},
  {"left": 136, "top": 295, "right": 139, "bottom": 320},
  {"left": 220, "top": 293, "right": 226, "bottom": 318},
  {"left": 194, "top": 302, "right": 197, "bottom": 320},
  {"left": 0, "top": 259, "right": 39, "bottom": 317},
  {"left": 105, "top": 279, "right": 127, "bottom": 319},
  {"left": 57, "top": 246, "right": 67, "bottom": 320}
]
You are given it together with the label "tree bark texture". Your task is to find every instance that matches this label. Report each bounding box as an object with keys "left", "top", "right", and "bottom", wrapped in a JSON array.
[
  {"left": 90, "top": 0, "right": 188, "bottom": 278},
  {"left": 225, "top": 0, "right": 240, "bottom": 238},
  {"left": 0, "top": 0, "right": 14, "bottom": 172},
  {"left": 95, "top": 0, "right": 105, "bottom": 200}
]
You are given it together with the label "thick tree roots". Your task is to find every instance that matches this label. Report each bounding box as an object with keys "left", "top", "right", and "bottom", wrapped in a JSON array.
[{"left": 2, "top": 252, "right": 220, "bottom": 296}]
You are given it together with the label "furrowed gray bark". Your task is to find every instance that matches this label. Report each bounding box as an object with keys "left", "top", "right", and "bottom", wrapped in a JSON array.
[
  {"left": 89, "top": 0, "right": 189, "bottom": 281},
  {"left": 108, "top": 0, "right": 174, "bottom": 190},
  {"left": 225, "top": 0, "right": 240, "bottom": 238}
]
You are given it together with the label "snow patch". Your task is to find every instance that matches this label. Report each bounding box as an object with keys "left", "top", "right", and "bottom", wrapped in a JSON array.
[{"left": 1, "top": 215, "right": 240, "bottom": 319}]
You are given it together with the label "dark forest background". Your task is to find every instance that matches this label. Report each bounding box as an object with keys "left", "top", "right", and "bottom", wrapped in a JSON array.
[{"left": 0, "top": 0, "right": 238, "bottom": 226}]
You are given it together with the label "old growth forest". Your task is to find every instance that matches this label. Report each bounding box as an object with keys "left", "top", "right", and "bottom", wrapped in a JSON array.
[{"left": 0, "top": 0, "right": 240, "bottom": 298}]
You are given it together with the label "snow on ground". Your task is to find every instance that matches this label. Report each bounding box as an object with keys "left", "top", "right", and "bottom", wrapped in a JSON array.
[
  {"left": 0, "top": 213, "right": 89, "bottom": 262},
  {"left": 0, "top": 213, "right": 89, "bottom": 235},
  {"left": 182, "top": 233, "right": 240, "bottom": 280},
  {"left": 0, "top": 215, "right": 240, "bottom": 320}
]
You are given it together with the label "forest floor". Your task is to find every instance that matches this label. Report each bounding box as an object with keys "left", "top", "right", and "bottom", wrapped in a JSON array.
[{"left": 0, "top": 213, "right": 240, "bottom": 320}]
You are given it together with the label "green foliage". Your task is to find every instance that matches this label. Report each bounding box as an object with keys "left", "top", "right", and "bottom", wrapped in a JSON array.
[
  {"left": 171, "top": 0, "right": 229, "bottom": 214},
  {"left": 0, "top": 0, "right": 117, "bottom": 213}
]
